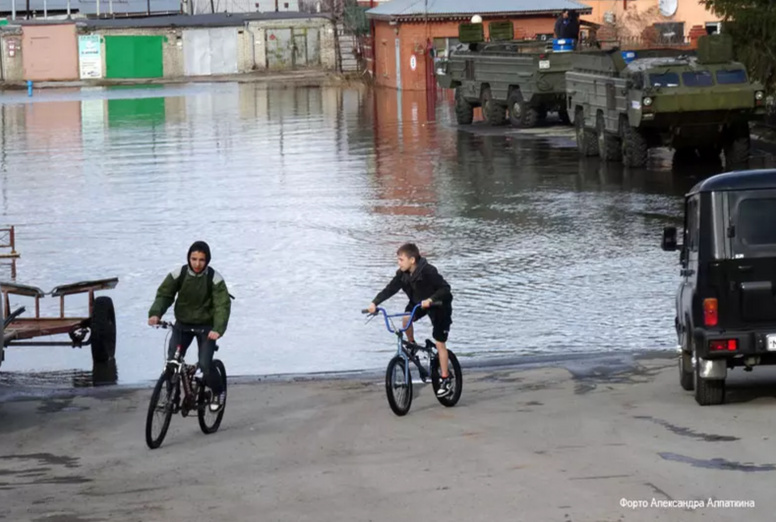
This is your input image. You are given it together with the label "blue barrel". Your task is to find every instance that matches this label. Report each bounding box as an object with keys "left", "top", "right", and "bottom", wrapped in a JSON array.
[
  {"left": 621, "top": 51, "right": 637, "bottom": 64},
  {"left": 552, "top": 38, "right": 576, "bottom": 52}
]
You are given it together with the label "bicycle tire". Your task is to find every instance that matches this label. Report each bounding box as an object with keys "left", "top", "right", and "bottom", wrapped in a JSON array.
[
  {"left": 385, "top": 355, "right": 412, "bottom": 416},
  {"left": 145, "top": 370, "right": 175, "bottom": 449},
  {"left": 431, "top": 350, "right": 463, "bottom": 407},
  {"left": 198, "top": 359, "right": 227, "bottom": 434}
]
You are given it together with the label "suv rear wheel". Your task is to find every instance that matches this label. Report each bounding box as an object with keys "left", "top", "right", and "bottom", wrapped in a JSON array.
[
  {"left": 693, "top": 344, "right": 725, "bottom": 406},
  {"left": 679, "top": 331, "right": 694, "bottom": 391}
]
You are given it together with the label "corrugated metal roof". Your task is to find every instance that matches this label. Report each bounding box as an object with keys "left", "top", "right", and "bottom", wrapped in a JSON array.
[
  {"left": 79, "top": 11, "right": 329, "bottom": 27},
  {"left": 7, "top": 11, "right": 331, "bottom": 27},
  {"left": 367, "top": 0, "right": 591, "bottom": 19},
  {"left": 0, "top": 0, "right": 180, "bottom": 15}
]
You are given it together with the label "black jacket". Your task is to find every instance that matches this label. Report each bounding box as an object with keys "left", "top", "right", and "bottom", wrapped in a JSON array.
[{"left": 372, "top": 257, "right": 453, "bottom": 307}]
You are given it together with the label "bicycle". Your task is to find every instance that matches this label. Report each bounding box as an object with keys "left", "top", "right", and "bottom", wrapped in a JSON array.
[
  {"left": 145, "top": 321, "right": 227, "bottom": 449},
  {"left": 363, "top": 303, "right": 462, "bottom": 416}
]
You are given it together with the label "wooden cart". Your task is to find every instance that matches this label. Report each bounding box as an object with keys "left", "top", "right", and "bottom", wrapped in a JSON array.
[{"left": 1, "top": 278, "right": 118, "bottom": 369}]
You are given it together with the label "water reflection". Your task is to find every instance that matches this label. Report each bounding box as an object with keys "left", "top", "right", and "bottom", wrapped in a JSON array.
[{"left": 0, "top": 83, "right": 773, "bottom": 385}]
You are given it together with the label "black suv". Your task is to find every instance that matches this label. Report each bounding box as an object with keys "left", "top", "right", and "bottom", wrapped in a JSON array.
[{"left": 662, "top": 169, "right": 776, "bottom": 405}]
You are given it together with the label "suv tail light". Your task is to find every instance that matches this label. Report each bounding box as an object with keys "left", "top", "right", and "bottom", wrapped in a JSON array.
[
  {"left": 709, "top": 339, "right": 737, "bottom": 351},
  {"left": 703, "top": 298, "right": 718, "bottom": 327}
]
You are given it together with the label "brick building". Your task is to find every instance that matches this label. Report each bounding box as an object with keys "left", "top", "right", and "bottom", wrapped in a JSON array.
[{"left": 365, "top": 0, "right": 592, "bottom": 91}]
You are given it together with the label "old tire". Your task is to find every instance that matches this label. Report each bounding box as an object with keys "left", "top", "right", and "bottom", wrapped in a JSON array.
[
  {"left": 90, "top": 296, "right": 116, "bottom": 363},
  {"left": 621, "top": 125, "right": 648, "bottom": 168},
  {"left": 454, "top": 87, "right": 474, "bottom": 125},
  {"left": 693, "top": 343, "right": 725, "bottom": 406},
  {"left": 575, "top": 110, "right": 598, "bottom": 157},
  {"left": 481, "top": 87, "right": 507, "bottom": 126},
  {"left": 597, "top": 114, "right": 622, "bottom": 162},
  {"left": 431, "top": 350, "right": 463, "bottom": 407},
  {"left": 724, "top": 123, "right": 751, "bottom": 167}
]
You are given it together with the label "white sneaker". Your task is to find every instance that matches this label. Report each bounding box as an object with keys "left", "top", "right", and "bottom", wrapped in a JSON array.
[
  {"left": 209, "top": 392, "right": 225, "bottom": 412},
  {"left": 437, "top": 377, "right": 452, "bottom": 397}
]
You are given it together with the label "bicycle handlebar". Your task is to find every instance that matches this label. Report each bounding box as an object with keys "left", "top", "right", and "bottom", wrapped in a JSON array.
[
  {"left": 362, "top": 301, "right": 442, "bottom": 334},
  {"left": 152, "top": 321, "right": 210, "bottom": 334}
]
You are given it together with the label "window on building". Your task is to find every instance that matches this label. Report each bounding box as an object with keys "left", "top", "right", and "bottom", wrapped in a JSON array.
[
  {"left": 432, "top": 37, "right": 462, "bottom": 61},
  {"left": 284, "top": 2, "right": 288, "bottom": 7}
]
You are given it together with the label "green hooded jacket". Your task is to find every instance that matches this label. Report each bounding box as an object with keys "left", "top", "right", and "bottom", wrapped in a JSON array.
[{"left": 148, "top": 266, "right": 231, "bottom": 336}]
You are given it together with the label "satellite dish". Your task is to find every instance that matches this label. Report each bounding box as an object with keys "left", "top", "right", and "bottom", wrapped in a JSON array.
[{"left": 659, "top": 0, "right": 677, "bottom": 17}]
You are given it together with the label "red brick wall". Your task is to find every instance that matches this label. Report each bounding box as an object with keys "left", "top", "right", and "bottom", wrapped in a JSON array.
[{"left": 373, "top": 17, "right": 557, "bottom": 91}]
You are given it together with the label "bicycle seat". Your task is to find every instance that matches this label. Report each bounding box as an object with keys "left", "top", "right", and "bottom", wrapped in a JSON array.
[{"left": 425, "top": 339, "right": 436, "bottom": 350}]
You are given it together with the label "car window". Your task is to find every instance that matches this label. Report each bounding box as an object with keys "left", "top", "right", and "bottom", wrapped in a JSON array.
[
  {"left": 738, "top": 198, "right": 776, "bottom": 246},
  {"left": 716, "top": 69, "right": 748, "bottom": 85},
  {"left": 686, "top": 196, "right": 700, "bottom": 252},
  {"left": 682, "top": 70, "right": 714, "bottom": 87},
  {"left": 649, "top": 72, "right": 680, "bottom": 87}
]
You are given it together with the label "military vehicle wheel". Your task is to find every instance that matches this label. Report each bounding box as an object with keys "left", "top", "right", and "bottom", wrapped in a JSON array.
[
  {"left": 621, "top": 124, "right": 648, "bottom": 168},
  {"left": 673, "top": 147, "right": 699, "bottom": 165},
  {"left": 597, "top": 114, "right": 622, "bottom": 162},
  {"left": 558, "top": 109, "right": 571, "bottom": 125},
  {"left": 481, "top": 87, "right": 507, "bottom": 126},
  {"left": 697, "top": 146, "right": 721, "bottom": 163},
  {"left": 723, "top": 123, "right": 750, "bottom": 167},
  {"left": 507, "top": 90, "right": 538, "bottom": 128},
  {"left": 574, "top": 110, "right": 598, "bottom": 157},
  {"left": 454, "top": 88, "right": 474, "bottom": 125}
]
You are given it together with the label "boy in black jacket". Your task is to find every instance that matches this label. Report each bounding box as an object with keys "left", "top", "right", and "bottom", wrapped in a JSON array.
[{"left": 367, "top": 243, "right": 454, "bottom": 397}]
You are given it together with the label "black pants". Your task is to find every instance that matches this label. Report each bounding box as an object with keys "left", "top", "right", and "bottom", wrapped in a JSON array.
[
  {"left": 405, "top": 302, "right": 453, "bottom": 343},
  {"left": 167, "top": 323, "right": 223, "bottom": 395}
]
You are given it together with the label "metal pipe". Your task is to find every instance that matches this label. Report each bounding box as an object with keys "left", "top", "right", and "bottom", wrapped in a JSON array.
[
  {"left": 67, "top": 0, "right": 71, "bottom": 18},
  {"left": 11, "top": 0, "right": 15, "bottom": 20},
  {"left": 44, "top": 0, "right": 47, "bottom": 18}
]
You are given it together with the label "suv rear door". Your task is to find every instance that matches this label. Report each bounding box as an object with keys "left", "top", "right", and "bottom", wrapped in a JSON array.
[{"left": 718, "top": 190, "right": 776, "bottom": 328}]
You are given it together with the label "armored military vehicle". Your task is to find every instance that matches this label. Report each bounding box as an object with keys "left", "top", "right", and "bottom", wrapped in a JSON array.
[
  {"left": 436, "top": 22, "right": 580, "bottom": 128},
  {"left": 566, "top": 34, "right": 766, "bottom": 167}
]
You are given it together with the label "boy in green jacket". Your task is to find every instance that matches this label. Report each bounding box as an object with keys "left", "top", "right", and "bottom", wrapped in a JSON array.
[{"left": 148, "top": 241, "right": 231, "bottom": 411}]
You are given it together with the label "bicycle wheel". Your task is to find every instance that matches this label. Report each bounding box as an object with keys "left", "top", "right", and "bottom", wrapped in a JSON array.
[
  {"left": 431, "top": 350, "right": 463, "bottom": 407},
  {"left": 145, "top": 370, "right": 176, "bottom": 449},
  {"left": 385, "top": 355, "right": 413, "bottom": 416},
  {"left": 198, "top": 359, "right": 227, "bottom": 434}
]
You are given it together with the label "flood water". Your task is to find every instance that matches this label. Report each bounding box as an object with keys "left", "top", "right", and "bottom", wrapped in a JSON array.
[{"left": 0, "top": 82, "right": 773, "bottom": 387}]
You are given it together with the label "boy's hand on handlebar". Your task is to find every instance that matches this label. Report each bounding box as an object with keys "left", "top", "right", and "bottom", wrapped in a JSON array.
[
  {"left": 421, "top": 299, "right": 433, "bottom": 309},
  {"left": 208, "top": 331, "right": 221, "bottom": 341},
  {"left": 148, "top": 316, "right": 160, "bottom": 326},
  {"left": 366, "top": 303, "right": 377, "bottom": 314}
]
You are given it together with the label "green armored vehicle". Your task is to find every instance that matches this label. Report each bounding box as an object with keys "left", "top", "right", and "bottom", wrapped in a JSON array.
[
  {"left": 436, "top": 22, "right": 578, "bottom": 128},
  {"left": 566, "top": 34, "right": 766, "bottom": 167}
]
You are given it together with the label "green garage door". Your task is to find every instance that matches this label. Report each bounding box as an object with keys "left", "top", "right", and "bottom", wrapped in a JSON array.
[{"left": 105, "top": 36, "right": 164, "bottom": 79}]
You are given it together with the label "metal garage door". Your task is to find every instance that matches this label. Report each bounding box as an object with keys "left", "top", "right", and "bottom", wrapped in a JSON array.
[{"left": 183, "top": 28, "right": 238, "bottom": 76}]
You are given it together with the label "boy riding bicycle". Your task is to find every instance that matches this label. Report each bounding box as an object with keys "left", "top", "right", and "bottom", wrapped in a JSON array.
[
  {"left": 367, "top": 243, "right": 454, "bottom": 397},
  {"left": 148, "top": 241, "right": 231, "bottom": 412}
]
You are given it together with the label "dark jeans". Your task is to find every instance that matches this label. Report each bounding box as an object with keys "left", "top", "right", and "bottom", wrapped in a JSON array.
[{"left": 168, "top": 323, "right": 223, "bottom": 395}]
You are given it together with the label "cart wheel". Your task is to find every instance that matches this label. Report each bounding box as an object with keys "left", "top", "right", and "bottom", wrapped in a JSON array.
[{"left": 90, "top": 296, "right": 116, "bottom": 363}]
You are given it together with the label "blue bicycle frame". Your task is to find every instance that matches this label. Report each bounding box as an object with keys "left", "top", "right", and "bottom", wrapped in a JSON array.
[{"left": 370, "top": 302, "right": 427, "bottom": 384}]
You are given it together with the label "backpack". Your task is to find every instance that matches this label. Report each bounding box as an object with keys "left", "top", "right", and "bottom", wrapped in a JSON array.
[{"left": 176, "top": 265, "right": 235, "bottom": 300}]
